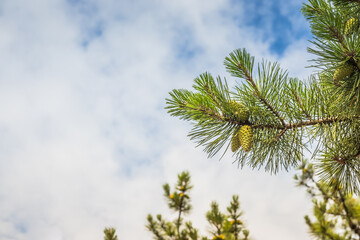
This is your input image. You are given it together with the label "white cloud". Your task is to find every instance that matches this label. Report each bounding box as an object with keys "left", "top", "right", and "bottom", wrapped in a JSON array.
[{"left": 0, "top": 0, "right": 314, "bottom": 239}]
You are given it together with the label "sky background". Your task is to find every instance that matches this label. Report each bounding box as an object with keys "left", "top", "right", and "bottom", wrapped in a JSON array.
[{"left": 0, "top": 0, "right": 316, "bottom": 239}]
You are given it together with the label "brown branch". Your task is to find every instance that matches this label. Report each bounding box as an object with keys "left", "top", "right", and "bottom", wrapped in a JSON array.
[
  {"left": 180, "top": 102, "right": 223, "bottom": 120},
  {"left": 286, "top": 116, "right": 360, "bottom": 129},
  {"left": 252, "top": 115, "right": 360, "bottom": 130},
  {"left": 272, "top": 128, "right": 288, "bottom": 142},
  {"left": 181, "top": 103, "right": 241, "bottom": 125},
  {"left": 176, "top": 196, "right": 185, "bottom": 239},
  {"left": 293, "top": 89, "right": 312, "bottom": 120},
  {"left": 339, "top": 191, "right": 360, "bottom": 236},
  {"left": 311, "top": 3, "right": 347, "bottom": 50},
  {"left": 197, "top": 106, "right": 237, "bottom": 124},
  {"left": 335, "top": 149, "right": 360, "bottom": 164},
  {"left": 327, "top": 25, "right": 347, "bottom": 50},
  {"left": 333, "top": 156, "right": 345, "bottom": 165},
  {"left": 181, "top": 102, "right": 360, "bottom": 135},
  {"left": 203, "top": 83, "right": 222, "bottom": 110},
  {"left": 239, "top": 62, "right": 286, "bottom": 127},
  {"left": 310, "top": 5, "right": 348, "bottom": 50}
]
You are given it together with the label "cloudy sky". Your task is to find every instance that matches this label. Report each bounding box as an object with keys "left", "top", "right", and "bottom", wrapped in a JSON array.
[{"left": 0, "top": 0, "right": 316, "bottom": 239}]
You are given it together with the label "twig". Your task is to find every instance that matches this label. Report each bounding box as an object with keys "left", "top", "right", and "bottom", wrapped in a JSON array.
[
  {"left": 176, "top": 197, "right": 184, "bottom": 239},
  {"left": 272, "top": 128, "right": 288, "bottom": 142},
  {"left": 327, "top": 25, "right": 348, "bottom": 51},
  {"left": 335, "top": 149, "right": 360, "bottom": 164},
  {"left": 253, "top": 115, "right": 360, "bottom": 130},
  {"left": 339, "top": 191, "right": 360, "bottom": 236},
  {"left": 203, "top": 83, "right": 222, "bottom": 110},
  {"left": 180, "top": 102, "right": 360, "bottom": 133},
  {"left": 293, "top": 89, "right": 312, "bottom": 120},
  {"left": 240, "top": 63, "right": 286, "bottom": 127}
]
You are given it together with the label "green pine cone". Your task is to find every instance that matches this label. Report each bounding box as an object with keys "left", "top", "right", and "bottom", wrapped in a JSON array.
[
  {"left": 345, "top": 18, "right": 358, "bottom": 34},
  {"left": 239, "top": 125, "right": 253, "bottom": 152},
  {"left": 231, "top": 129, "right": 241, "bottom": 152},
  {"left": 228, "top": 101, "right": 249, "bottom": 122},
  {"left": 333, "top": 63, "right": 355, "bottom": 82}
]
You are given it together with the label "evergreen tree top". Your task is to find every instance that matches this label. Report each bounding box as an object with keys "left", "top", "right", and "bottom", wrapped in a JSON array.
[
  {"left": 104, "top": 228, "right": 118, "bottom": 240},
  {"left": 146, "top": 171, "right": 250, "bottom": 240}
]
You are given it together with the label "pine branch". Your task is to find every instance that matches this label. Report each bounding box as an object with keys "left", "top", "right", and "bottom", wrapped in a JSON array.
[
  {"left": 181, "top": 104, "right": 237, "bottom": 125},
  {"left": 327, "top": 24, "right": 347, "bottom": 50},
  {"left": 202, "top": 81, "right": 223, "bottom": 110},
  {"left": 176, "top": 197, "right": 184, "bottom": 239},
  {"left": 273, "top": 128, "right": 288, "bottom": 142},
  {"left": 225, "top": 52, "right": 287, "bottom": 127},
  {"left": 172, "top": 86, "right": 360, "bottom": 136},
  {"left": 338, "top": 191, "right": 360, "bottom": 236},
  {"left": 333, "top": 148, "right": 360, "bottom": 164},
  {"left": 146, "top": 216, "right": 167, "bottom": 240},
  {"left": 248, "top": 115, "right": 360, "bottom": 131},
  {"left": 250, "top": 75, "right": 286, "bottom": 127},
  {"left": 293, "top": 89, "right": 312, "bottom": 120}
]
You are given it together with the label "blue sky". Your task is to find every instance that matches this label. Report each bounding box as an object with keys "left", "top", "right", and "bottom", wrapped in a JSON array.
[
  {"left": 0, "top": 0, "right": 315, "bottom": 239},
  {"left": 242, "top": 0, "right": 311, "bottom": 54}
]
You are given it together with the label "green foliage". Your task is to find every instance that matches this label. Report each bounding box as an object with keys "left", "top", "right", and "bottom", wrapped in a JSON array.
[
  {"left": 103, "top": 228, "right": 118, "bottom": 240},
  {"left": 295, "top": 162, "right": 360, "bottom": 239},
  {"left": 146, "top": 171, "right": 251, "bottom": 240},
  {"left": 162, "top": 171, "right": 193, "bottom": 215},
  {"left": 165, "top": 0, "right": 360, "bottom": 193},
  {"left": 205, "top": 197, "right": 249, "bottom": 240}
]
